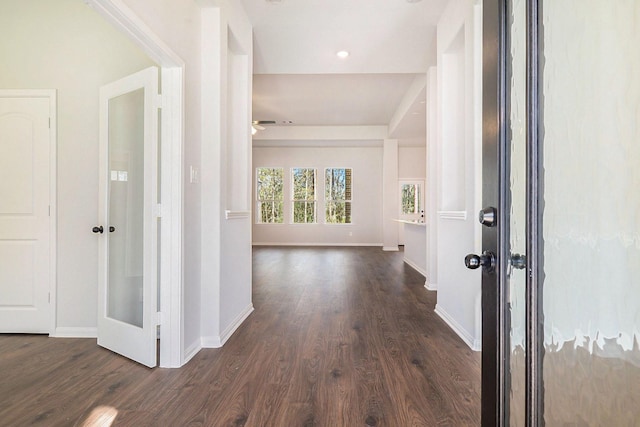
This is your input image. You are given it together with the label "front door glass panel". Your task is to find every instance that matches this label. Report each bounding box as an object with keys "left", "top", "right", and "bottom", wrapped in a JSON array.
[
  {"left": 508, "top": 0, "right": 526, "bottom": 423},
  {"left": 541, "top": 1, "right": 640, "bottom": 423}
]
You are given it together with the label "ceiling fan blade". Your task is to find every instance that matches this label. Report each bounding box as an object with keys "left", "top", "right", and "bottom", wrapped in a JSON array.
[{"left": 253, "top": 120, "right": 276, "bottom": 126}]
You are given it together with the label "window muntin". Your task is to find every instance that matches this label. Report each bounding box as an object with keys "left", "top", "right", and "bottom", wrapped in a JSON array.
[
  {"left": 325, "top": 168, "right": 352, "bottom": 224},
  {"left": 291, "top": 168, "right": 316, "bottom": 224},
  {"left": 256, "top": 167, "right": 284, "bottom": 223}
]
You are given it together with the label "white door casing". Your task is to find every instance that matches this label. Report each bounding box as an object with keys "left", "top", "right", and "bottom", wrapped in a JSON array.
[
  {"left": 0, "top": 91, "right": 56, "bottom": 334},
  {"left": 87, "top": 0, "right": 185, "bottom": 368},
  {"left": 97, "top": 67, "right": 159, "bottom": 367}
]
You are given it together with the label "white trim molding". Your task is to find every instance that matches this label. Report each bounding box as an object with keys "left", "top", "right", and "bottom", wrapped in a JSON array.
[
  {"left": 53, "top": 327, "right": 98, "bottom": 338},
  {"left": 424, "top": 280, "right": 437, "bottom": 291},
  {"left": 202, "top": 304, "right": 254, "bottom": 348},
  {"left": 404, "top": 259, "right": 426, "bottom": 277},
  {"left": 84, "top": 0, "right": 184, "bottom": 67},
  {"left": 435, "top": 304, "right": 481, "bottom": 351},
  {"left": 182, "top": 340, "right": 202, "bottom": 365},
  {"left": 225, "top": 210, "right": 251, "bottom": 220},
  {"left": 437, "top": 210, "right": 468, "bottom": 221}
]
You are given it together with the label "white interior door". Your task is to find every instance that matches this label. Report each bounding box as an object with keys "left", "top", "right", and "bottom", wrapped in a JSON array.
[
  {"left": 0, "top": 92, "right": 53, "bottom": 333},
  {"left": 97, "top": 67, "right": 159, "bottom": 367}
]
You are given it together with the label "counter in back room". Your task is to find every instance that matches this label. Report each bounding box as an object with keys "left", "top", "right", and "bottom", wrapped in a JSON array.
[{"left": 394, "top": 220, "right": 426, "bottom": 277}]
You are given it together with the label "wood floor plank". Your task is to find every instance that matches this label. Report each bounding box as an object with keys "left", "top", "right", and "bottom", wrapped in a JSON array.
[{"left": 0, "top": 246, "right": 480, "bottom": 426}]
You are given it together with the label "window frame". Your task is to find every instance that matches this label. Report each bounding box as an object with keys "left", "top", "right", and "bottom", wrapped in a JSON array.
[
  {"left": 399, "top": 180, "right": 425, "bottom": 219},
  {"left": 290, "top": 167, "right": 317, "bottom": 224},
  {"left": 324, "top": 167, "right": 353, "bottom": 225},
  {"left": 255, "top": 167, "right": 285, "bottom": 224}
]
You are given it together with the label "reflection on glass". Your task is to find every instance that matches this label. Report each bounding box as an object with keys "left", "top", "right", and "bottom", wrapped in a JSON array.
[
  {"left": 509, "top": 0, "right": 526, "bottom": 424},
  {"left": 107, "top": 89, "right": 145, "bottom": 328},
  {"left": 542, "top": 1, "right": 640, "bottom": 423}
]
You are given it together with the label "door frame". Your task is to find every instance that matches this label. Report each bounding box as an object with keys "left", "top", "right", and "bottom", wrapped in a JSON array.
[
  {"left": 0, "top": 89, "right": 57, "bottom": 336},
  {"left": 86, "top": 0, "right": 185, "bottom": 368}
]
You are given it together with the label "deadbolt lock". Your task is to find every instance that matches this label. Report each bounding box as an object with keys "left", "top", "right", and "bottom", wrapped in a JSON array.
[{"left": 478, "top": 207, "right": 497, "bottom": 227}]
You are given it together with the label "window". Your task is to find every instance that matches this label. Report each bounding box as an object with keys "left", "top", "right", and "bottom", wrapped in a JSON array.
[
  {"left": 325, "top": 168, "right": 352, "bottom": 224},
  {"left": 256, "top": 167, "right": 284, "bottom": 223},
  {"left": 400, "top": 182, "right": 422, "bottom": 215},
  {"left": 292, "top": 168, "right": 316, "bottom": 223}
]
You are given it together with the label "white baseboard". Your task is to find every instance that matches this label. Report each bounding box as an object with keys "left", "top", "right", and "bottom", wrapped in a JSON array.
[
  {"left": 382, "top": 246, "right": 399, "bottom": 251},
  {"left": 252, "top": 242, "right": 383, "bottom": 247},
  {"left": 434, "top": 304, "right": 481, "bottom": 351},
  {"left": 403, "top": 259, "right": 426, "bottom": 277},
  {"left": 52, "top": 327, "right": 97, "bottom": 338},
  {"left": 201, "top": 304, "right": 254, "bottom": 349},
  {"left": 182, "top": 339, "right": 202, "bottom": 365},
  {"left": 424, "top": 280, "right": 437, "bottom": 291}
]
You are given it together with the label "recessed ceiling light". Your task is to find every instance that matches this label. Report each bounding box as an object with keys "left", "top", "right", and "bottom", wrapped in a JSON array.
[
  {"left": 406, "top": 0, "right": 423, "bottom": 3},
  {"left": 265, "top": 0, "right": 284, "bottom": 4},
  {"left": 336, "top": 50, "right": 350, "bottom": 59}
]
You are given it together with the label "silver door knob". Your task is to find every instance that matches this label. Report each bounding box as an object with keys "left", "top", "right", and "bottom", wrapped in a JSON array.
[
  {"left": 510, "top": 253, "right": 527, "bottom": 269},
  {"left": 465, "top": 251, "right": 496, "bottom": 272},
  {"left": 478, "top": 207, "right": 497, "bottom": 227}
]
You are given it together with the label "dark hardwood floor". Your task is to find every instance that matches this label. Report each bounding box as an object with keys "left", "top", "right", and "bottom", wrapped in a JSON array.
[{"left": 0, "top": 247, "right": 480, "bottom": 426}]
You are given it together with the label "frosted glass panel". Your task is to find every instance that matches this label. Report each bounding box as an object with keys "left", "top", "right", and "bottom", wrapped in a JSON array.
[
  {"left": 508, "top": 0, "right": 526, "bottom": 424},
  {"left": 107, "top": 89, "right": 144, "bottom": 328},
  {"left": 542, "top": 1, "right": 640, "bottom": 423}
]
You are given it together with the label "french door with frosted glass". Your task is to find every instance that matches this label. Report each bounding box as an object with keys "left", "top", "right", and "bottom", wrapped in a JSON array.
[
  {"left": 481, "top": 0, "right": 640, "bottom": 424},
  {"left": 96, "top": 67, "right": 159, "bottom": 368}
]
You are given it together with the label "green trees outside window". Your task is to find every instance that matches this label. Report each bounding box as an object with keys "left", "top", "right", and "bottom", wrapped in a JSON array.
[
  {"left": 401, "top": 183, "right": 421, "bottom": 215},
  {"left": 325, "top": 168, "right": 352, "bottom": 224},
  {"left": 256, "top": 167, "right": 284, "bottom": 223},
  {"left": 292, "top": 168, "right": 316, "bottom": 223}
]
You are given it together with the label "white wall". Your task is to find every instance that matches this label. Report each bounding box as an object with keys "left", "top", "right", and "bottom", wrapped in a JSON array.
[
  {"left": 425, "top": 67, "right": 438, "bottom": 290},
  {"left": 0, "top": 0, "right": 156, "bottom": 334},
  {"left": 253, "top": 145, "right": 383, "bottom": 246},
  {"left": 200, "top": 1, "right": 254, "bottom": 351},
  {"left": 431, "top": 0, "right": 483, "bottom": 350},
  {"left": 399, "top": 146, "right": 426, "bottom": 180}
]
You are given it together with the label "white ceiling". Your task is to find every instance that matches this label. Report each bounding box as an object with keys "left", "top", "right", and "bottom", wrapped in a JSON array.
[
  {"left": 253, "top": 73, "right": 416, "bottom": 126},
  {"left": 240, "top": 0, "right": 449, "bottom": 139}
]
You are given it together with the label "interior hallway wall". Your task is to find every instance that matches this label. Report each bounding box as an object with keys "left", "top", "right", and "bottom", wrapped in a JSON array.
[
  {"left": 398, "top": 146, "right": 426, "bottom": 180},
  {"left": 431, "top": 0, "right": 483, "bottom": 350}
]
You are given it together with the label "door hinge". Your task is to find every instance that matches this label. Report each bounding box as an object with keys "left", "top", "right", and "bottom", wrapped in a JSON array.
[
  {"left": 154, "top": 204, "right": 164, "bottom": 218},
  {"left": 48, "top": 205, "right": 51, "bottom": 217},
  {"left": 48, "top": 292, "right": 51, "bottom": 303},
  {"left": 157, "top": 311, "right": 162, "bottom": 326},
  {"left": 48, "top": 117, "right": 51, "bottom": 128},
  {"left": 155, "top": 94, "right": 163, "bottom": 109}
]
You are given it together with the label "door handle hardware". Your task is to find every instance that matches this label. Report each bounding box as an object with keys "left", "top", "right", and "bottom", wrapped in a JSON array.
[
  {"left": 510, "top": 253, "right": 527, "bottom": 270},
  {"left": 465, "top": 251, "right": 496, "bottom": 272},
  {"left": 109, "top": 226, "right": 115, "bottom": 233},
  {"left": 92, "top": 226, "right": 104, "bottom": 234},
  {"left": 478, "top": 207, "right": 497, "bottom": 227}
]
